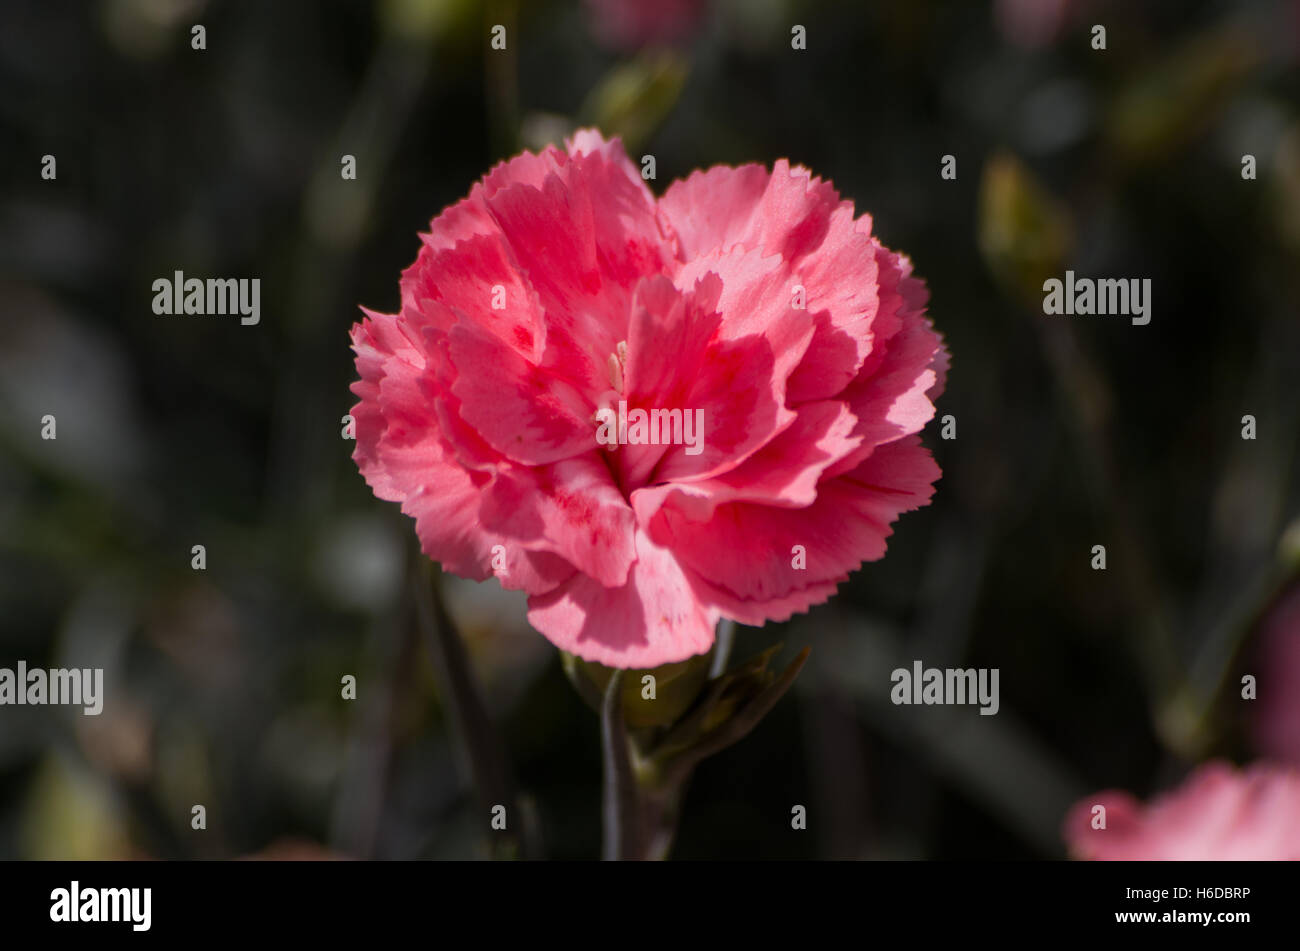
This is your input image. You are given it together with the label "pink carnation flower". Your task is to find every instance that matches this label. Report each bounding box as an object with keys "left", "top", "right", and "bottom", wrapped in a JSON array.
[
  {"left": 1063, "top": 761, "right": 1300, "bottom": 860},
  {"left": 349, "top": 130, "right": 947, "bottom": 668}
]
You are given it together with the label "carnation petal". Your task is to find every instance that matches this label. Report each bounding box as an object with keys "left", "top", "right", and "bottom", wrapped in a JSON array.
[
  {"left": 659, "top": 163, "right": 771, "bottom": 259},
  {"left": 1064, "top": 762, "right": 1300, "bottom": 861},
  {"left": 630, "top": 399, "right": 860, "bottom": 523},
  {"left": 481, "top": 454, "right": 638, "bottom": 588},
  {"left": 642, "top": 435, "right": 939, "bottom": 604},
  {"left": 527, "top": 529, "right": 718, "bottom": 668},
  {"left": 448, "top": 318, "right": 597, "bottom": 466}
]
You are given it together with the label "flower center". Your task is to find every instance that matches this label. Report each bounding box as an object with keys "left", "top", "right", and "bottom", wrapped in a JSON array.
[{"left": 606, "top": 340, "right": 628, "bottom": 393}]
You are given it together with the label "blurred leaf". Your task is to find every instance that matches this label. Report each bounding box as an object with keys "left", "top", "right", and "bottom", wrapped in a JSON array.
[
  {"left": 977, "top": 151, "right": 1073, "bottom": 308},
  {"left": 1106, "top": 26, "right": 1259, "bottom": 165},
  {"left": 1282, "top": 518, "right": 1300, "bottom": 569},
  {"left": 22, "top": 757, "right": 131, "bottom": 860},
  {"left": 579, "top": 51, "right": 689, "bottom": 154},
  {"left": 379, "top": 0, "right": 474, "bottom": 44}
]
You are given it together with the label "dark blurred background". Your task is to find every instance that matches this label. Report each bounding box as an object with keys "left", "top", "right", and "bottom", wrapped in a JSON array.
[{"left": 2, "top": 0, "right": 1298, "bottom": 860}]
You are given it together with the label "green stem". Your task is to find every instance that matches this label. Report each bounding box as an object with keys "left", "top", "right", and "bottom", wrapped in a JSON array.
[{"left": 412, "top": 553, "right": 533, "bottom": 858}]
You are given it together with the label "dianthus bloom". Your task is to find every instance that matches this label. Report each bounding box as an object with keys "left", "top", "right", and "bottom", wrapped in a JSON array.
[
  {"left": 1063, "top": 761, "right": 1300, "bottom": 860},
  {"left": 350, "top": 130, "right": 946, "bottom": 668}
]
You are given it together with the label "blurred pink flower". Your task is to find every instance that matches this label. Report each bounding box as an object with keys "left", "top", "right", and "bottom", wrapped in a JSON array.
[
  {"left": 1251, "top": 582, "right": 1300, "bottom": 766},
  {"left": 1063, "top": 761, "right": 1300, "bottom": 860},
  {"left": 993, "top": 0, "right": 1096, "bottom": 49},
  {"left": 584, "top": 0, "right": 706, "bottom": 51},
  {"left": 349, "top": 130, "right": 946, "bottom": 668}
]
